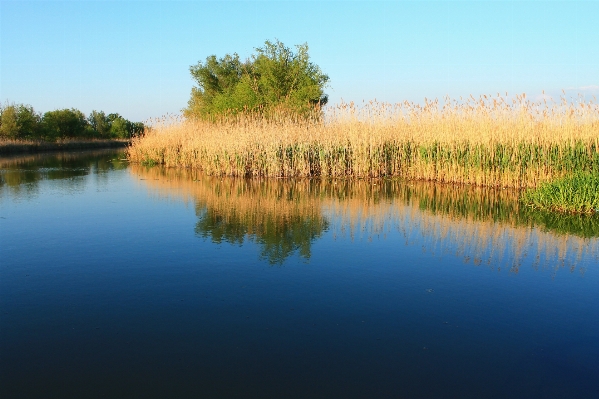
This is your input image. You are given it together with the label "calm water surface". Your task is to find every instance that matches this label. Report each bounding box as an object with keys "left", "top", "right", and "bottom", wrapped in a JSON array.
[{"left": 1, "top": 150, "right": 598, "bottom": 398}]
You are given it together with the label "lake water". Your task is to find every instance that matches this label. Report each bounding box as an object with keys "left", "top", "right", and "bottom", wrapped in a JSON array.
[{"left": 1, "top": 149, "right": 598, "bottom": 398}]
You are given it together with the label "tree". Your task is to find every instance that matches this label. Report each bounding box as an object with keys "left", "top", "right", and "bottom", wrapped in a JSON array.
[
  {"left": 184, "top": 39, "right": 329, "bottom": 120},
  {"left": 88, "top": 110, "right": 112, "bottom": 138},
  {"left": 41, "top": 109, "right": 89, "bottom": 139},
  {"left": 0, "top": 105, "right": 19, "bottom": 138},
  {"left": 86, "top": 111, "right": 144, "bottom": 139},
  {"left": 0, "top": 102, "right": 144, "bottom": 140},
  {"left": 15, "top": 105, "right": 42, "bottom": 138},
  {"left": 130, "top": 122, "right": 145, "bottom": 137},
  {"left": 0, "top": 103, "right": 41, "bottom": 139},
  {"left": 109, "top": 116, "right": 132, "bottom": 139}
]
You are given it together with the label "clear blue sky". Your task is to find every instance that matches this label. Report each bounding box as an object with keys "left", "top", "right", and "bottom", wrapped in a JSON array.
[{"left": 1, "top": 0, "right": 598, "bottom": 122}]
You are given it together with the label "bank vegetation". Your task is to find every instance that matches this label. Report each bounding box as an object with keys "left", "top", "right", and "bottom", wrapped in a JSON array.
[{"left": 128, "top": 93, "right": 599, "bottom": 189}]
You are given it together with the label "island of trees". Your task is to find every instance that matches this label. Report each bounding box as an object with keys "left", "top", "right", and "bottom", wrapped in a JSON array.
[
  {"left": 184, "top": 39, "right": 329, "bottom": 120},
  {"left": 125, "top": 39, "right": 599, "bottom": 214},
  {"left": 3, "top": 38, "right": 592, "bottom": 214}
]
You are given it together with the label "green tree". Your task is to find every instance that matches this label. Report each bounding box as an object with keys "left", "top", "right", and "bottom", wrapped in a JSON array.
[
  {"left": 131, "top": 122, "right": 145, "bottom": 137},
  {"left": 0, "top": 103, "right": 41, "bottom": 139},
  {"left": 41, "top": 109, "right": 89, "bottom": 139},
  {"left": 252, "top": 40, "right": 329, "bottom": 115},
  {"left": 90, "top": 112, "right": 144, "bottom": 138},
  {"left": 0, "top": 105, "right": 19, "bottom": 138},
  {"left": 1, "top": 102, "right": 144, "bottom": 140},
  {"left": 88, "top": 110, "right": 112, "bottom": 138},
  {"left": 109, "top": 116, "right": 132, "bottom": 139},
  {"left": 184, "top": 39, "right": 329, "bottom": 120},
  {"left": 15, "top": 105, "right": 42, "bottom": 138}
]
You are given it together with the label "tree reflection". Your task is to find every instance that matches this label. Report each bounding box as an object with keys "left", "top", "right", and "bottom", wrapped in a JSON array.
[
  {"left": 129, "top": 166, "right": 331, "bottom": 264},
  {"left": 0, "top": 149, "right": 127, "bottom": 192},
  {"left": 195, "top": 207, "right": 328, "bottom": 264},
  {"left": 190, "top": 178, "right": 329, "bottom": 264}
]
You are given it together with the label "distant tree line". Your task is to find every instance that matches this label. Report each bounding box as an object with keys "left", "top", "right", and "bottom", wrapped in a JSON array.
[{"left": 0, "top": 102, "right": 145, "bottom": 140}]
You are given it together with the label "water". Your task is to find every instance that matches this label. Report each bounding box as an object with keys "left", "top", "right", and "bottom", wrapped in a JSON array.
[{"left": 1, "top": 150, "right": 598, "bottom": 398}]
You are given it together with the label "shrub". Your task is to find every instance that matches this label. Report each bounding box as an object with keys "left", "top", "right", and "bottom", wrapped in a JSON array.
[
  {"left": 184, "top": 39, "right": 329, "bottom": 121},
  {"left": 41, "top": 109, "right": 89, "bottom": 139},
  {"left": 0, "top": 103, "right": 41, "bottom": 139}
]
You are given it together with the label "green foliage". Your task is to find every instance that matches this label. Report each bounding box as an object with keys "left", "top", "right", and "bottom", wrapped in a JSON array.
[
  {"left": 88, "top": 110, "right": 112, "bottom": 137},
  {"left": 523, "top": 209, "right": 599, "bottom": 238},
  {"left": 521, "top": 173, "right": 599, "bottom": 214},
  {"left": 194, "top": 207, "right": 328, "bottom": 265},
  {"left": 141, "top": 158, "right": 158, "bottom": 167},
  {"left": 130, "top": 122, "right": 145, "bottom": 137},
  {"left": 0, "top": 103, "right": 41, "bottom": 139},
  {"left": 16, "top": 105, "right": 41, "bottom": 138},
  {"left": 0, "top": 102, "right": 145, "bottom": 141},
  {"left": 41, "top": 109, "right": 90, "bottom": 139},
  {"left": 184, "top": 39, "right": 329, "bottom": 120},
  {"left": 109, "top": 115, "right": 131, "bottom": 139},
  {"left": 0, "top": 105, "right": 19, "bottom": 138},
  {"left": 412, "top": 179, "right": 599, "bottom": 237}
]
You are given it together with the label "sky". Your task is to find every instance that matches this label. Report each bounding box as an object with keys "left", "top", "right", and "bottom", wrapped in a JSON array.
[{"left": 1, "top": 0, "right": 598, "bottom": 122}]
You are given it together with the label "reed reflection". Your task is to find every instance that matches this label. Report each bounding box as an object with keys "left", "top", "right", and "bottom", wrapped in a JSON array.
[
  {"left": 323, "top": 182, "right": 599, "bottom": 275},
  {"left": 131, "top": 165, "right": 328, "bottom": 264},
  {"left": 132, "top": 165, "right": 599, "bottom": 272}
]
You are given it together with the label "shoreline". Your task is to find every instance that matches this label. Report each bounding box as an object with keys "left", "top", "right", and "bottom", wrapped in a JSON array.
[{"left": 0, "top": 139, "right": 129, "bottom": 155}]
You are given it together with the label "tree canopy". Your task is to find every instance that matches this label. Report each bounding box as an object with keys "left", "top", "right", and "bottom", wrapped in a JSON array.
[
  {"left": 184, "top": 40, "right": 329, "bottom": 120},
  {"left": 0, "top": 102, "right": 144, "bottom": 140}
]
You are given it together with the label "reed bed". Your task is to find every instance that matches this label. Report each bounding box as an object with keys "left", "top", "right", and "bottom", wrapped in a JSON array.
[
  {"left": 132, "top": 165, "right": 599, "bottom": 272},
  {"left": 129, "top": 94, "right": 599, "bottom": 188}
]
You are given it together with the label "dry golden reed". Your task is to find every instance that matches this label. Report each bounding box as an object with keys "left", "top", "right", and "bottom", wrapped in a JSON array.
[{"left": 128, "top": 94, "right": 599, "bottom": 188}]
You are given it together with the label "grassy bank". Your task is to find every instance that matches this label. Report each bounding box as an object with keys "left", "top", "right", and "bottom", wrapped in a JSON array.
[
  {"left": 128, "top": 94, "right": 599, "bottom": 188},
  {"left": 0, "top": 138, "right": 129, "bottom": 155},
  {"left": 521, "top": 173, "right": 599, "bottom": 214}
]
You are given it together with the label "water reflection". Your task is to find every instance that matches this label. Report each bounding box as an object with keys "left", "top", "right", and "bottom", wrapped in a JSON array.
[
  {"left": 3, "top": 151, "right": 599, "bottom": 399},
  {"left": 132, "top": 165, "right": 599, "bottom": 272},
  {"left": 195, "top": 207, "right": 328, "bottom": 265},
  {"left": 0, "top": 149, "right": 128, "bottom": 198},
  {"left": 322, "top": 181, "right": 599, "bottom": 273},
  {"left": 133, "top": 167, "right": 329, "bottom": 264}
]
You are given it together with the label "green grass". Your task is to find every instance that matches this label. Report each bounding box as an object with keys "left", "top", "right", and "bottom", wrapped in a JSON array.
[
  {"left": 140, "top": 157, "right": 158, "bottom": 167},
  {"left": 521, "top": 173, "right": 599, "bottom": 214}
]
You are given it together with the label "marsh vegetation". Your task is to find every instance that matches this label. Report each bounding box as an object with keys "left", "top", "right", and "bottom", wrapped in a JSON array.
[
  {"left": 129, "top": 93, "right": 598, "bottom": 191},
  {"left": 0, "top": 103, "right": 145, "bottom": 154}
]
